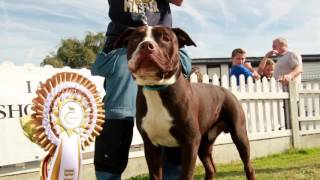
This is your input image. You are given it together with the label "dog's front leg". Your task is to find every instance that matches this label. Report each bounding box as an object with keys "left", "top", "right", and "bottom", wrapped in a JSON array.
[
  {"left": 180, "top": 135, "right": 201, "bottom": 180},
  {"left": 143, "top": 137, "right": 163, "bottom": 180}
]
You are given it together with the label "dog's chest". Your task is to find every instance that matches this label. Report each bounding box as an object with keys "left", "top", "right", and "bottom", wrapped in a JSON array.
[{"left": 141, "top": 90, "right": 179, "bottom": 147}]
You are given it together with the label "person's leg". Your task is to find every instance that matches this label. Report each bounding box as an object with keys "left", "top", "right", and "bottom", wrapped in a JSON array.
[
  {"left": 162, "top": 147, "right": 182, "bottom": 180},
  {"left": 94, "top": 118, "right": 134, "bottom": 179},
  {"left": 179, "top": 48, "right": 192, "bottom": 76},
  {"left": 95, "top": 171, "right": 121, "bottom": 180}
]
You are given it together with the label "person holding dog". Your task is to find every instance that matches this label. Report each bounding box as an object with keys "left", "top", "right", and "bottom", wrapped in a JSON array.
[{"left": 91, "top": 0, "right": 191, "bottom": 179}]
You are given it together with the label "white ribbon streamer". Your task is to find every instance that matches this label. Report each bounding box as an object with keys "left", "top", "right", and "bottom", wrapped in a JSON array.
[{"left": 47, "top": 132, "right": 82, "bottom": 180}]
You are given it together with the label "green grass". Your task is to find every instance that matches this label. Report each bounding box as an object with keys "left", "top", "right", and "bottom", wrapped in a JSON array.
[{"left": 129, "top": 147, "right": 320, "bottom": 180}]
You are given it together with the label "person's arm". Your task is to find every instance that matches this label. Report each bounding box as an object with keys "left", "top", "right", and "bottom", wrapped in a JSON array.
[
  {"left": 169, "top": 0, "right": 183, "bottom": 6},
  {"left": 231, "top": 65, "right": 254, "bottom": 78},
  {"left": 241, "top": 66, "right": 254, "bottom": 78},
  {"left": 258, "top": 50, "right": 276, "bottom": 75},
  {"left": 91, "top": 49, "right": 126, "bottom": 78},
  {"left": 287, "top": 52, "right": 303, "bottom": 79},
  {"left": 288, "top": 64, "right": 303, "bottom": 79},
  {"left": 244, "top": 62, "right": 260, "bottom": 80},
  {"left": 258, "top": 57, "right": 268, "bottom": 75},
  {"left": 280, "top": 64, "right": 303, "bottom": 85},
  {"left": 279, "top": 52, "right": 303, "bottom": 85},
  {"left": 179, "top": 48, "right": 192, "bottom": 75}
]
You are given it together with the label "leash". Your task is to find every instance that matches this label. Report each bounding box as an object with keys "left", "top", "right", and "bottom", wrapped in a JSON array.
[{"left": 137, "top": 1, "right": 149, "bottom": 25}]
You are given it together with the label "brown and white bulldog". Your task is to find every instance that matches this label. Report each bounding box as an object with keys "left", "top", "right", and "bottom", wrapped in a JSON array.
[{"left": 115, "top": 25, "right": 255, "bottom": 180}]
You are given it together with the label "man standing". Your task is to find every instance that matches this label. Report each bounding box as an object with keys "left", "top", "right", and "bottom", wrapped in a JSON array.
[
  {"left": 91, "top": 0, "right": 191, "bottom": 179},
  {"left": 264, "top": 38, "right": 303, "bottom": 87}
]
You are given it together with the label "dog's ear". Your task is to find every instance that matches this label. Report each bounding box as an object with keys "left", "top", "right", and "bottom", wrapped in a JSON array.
[
  {"left": 113, "top": 27, "right": 136, "bottom": 49},
  {"left": 172, "top": 28, "right": 197, "bottom": 48}
]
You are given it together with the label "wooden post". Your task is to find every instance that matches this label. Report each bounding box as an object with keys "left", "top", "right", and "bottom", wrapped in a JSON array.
[{"left": 288, "top": 81, "right": 301, "bottom": 148}]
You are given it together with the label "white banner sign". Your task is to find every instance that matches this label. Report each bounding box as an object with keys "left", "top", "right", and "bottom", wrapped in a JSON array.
[{"left": 0, "top": 62, "right": 104, "bottom": 166}]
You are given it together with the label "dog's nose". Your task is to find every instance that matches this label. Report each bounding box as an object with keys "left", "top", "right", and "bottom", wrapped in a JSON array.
[{"left": 140, "top": 41, "right": 155, "bottom": 52}]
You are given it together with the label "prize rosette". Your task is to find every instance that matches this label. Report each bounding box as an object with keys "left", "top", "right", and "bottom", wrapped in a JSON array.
[{"left": 20, "top": 72, "right": 105, "bottom": 180}]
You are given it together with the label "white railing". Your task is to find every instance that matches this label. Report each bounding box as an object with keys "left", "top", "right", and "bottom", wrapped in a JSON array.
[
  {"left": 190, "top": 74, "right": 291, "bottom": 144},
  {"left": 298, "top": 82, "right": 320, "bottom": 135},
  {"left": 190, "top": 73, "right": 320, "bottom": 144}
]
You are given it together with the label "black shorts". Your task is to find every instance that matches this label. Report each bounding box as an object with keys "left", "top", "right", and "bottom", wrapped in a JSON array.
[{"left": 94, "top": 118, "right": 134, "bottom": 174}]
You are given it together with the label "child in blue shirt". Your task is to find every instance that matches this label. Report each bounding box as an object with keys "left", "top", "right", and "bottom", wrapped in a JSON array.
[{"left": 230, "top": 48, "right": 260, "bottom": 85}]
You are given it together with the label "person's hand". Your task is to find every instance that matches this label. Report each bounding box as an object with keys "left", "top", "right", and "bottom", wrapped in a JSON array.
[
  {"left": 265, "top": 50, "right": 278, "bottom": 57},
  {"left": 253, "top": 71, "right": 261, "bottom": 80},
  {"left": 243, "top": 62, "right": 260, "bottom": 80},
  {"left": 278, "top": 74, "right": 292, "bottom": 85}
]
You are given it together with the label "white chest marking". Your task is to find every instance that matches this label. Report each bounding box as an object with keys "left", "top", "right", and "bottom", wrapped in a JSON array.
[{"left": 142, "top": 90, "right": 179, "bottom": 147}]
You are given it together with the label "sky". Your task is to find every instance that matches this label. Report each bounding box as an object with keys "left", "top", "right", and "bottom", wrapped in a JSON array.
[{"left": 1, "top": 0, "right": 320, "bottom": 66}]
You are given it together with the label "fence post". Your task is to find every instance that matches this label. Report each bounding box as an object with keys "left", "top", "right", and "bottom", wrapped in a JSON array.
[
  {"left": 220, "top": 64, "right": 229, "bottom": 78},
  {"left": 190, "top": 73, "right": 198, "bottom": 83},
  {"left": 288, "top": 81, "right": 301, "bottom": 148}
]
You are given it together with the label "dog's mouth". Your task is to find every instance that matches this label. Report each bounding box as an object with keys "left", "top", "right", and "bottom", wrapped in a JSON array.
[{"left": 128, "top": 52, "right": 177, "bottom": 86}]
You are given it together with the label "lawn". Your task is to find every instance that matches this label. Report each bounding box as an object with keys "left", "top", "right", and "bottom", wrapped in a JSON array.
[{"left": 129, "top": 147, "right": 320, "bottom": 180}]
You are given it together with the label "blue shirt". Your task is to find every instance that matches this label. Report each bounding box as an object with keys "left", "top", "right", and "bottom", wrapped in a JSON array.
[
  {"left": 230, "top": 64, "right": 253, "bottom": 85},
  {"left": 91, "top": 48, "right": 137, "bottom": 119}
]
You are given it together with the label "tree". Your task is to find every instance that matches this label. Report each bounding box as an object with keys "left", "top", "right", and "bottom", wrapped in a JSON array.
[
  {"left": 41, "top": 32, "right": 105, "bottom": 68},
  {"left": 41, "top": 56, "right": 64, "bottom": 68},
  {"left": 84, "top": 32, "right": 105, "bottom": 54}
]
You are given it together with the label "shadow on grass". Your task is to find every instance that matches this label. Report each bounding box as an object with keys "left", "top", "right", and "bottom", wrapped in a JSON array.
[{"left": 194, "top": 163, "right": 320, "bottom": 179}]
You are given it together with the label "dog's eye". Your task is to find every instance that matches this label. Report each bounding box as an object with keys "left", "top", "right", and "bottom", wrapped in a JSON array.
[{"left": 162, "top": 35, "right": 171, "bottom": 42}]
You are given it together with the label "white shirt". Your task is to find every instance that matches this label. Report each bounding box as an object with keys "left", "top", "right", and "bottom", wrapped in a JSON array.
[{"left": 274, "top": 51, "right": 302, "bottom": 86}]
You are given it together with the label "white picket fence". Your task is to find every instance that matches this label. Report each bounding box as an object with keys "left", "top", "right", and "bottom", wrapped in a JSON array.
[
  {"left": 189, "top": 73, "right": 320, "bottom": 145},
  {"left": 298, "top": 82, "right": 320, "bottom": 135}
]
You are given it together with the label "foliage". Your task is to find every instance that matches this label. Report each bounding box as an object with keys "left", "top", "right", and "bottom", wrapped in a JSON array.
[{"left": 41, "top": 32, "right": 105, "bottom": 68}]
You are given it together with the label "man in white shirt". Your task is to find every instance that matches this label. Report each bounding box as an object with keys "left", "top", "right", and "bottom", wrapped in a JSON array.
[{"left": 263, "top": 37, "right": 303, "bottom": 87}]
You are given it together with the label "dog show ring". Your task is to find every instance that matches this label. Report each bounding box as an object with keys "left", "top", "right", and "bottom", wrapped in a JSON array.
[{"left": 20, "top": 72, "right": 105, "bottom": 180}]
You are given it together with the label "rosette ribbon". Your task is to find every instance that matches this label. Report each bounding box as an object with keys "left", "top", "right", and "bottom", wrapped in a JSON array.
[{"left": 20, "top": 72, "right": 105, "bottom": 180}]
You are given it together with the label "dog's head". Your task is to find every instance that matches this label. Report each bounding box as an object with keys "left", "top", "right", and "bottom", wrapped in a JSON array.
[{"left": 114, "top": 25, "right": 196, "bottom": 86}]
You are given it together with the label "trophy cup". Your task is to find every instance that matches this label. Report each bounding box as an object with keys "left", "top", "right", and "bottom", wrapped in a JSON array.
[{"left": 20, "top": 72, "right": 105, "bottom": 180}]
